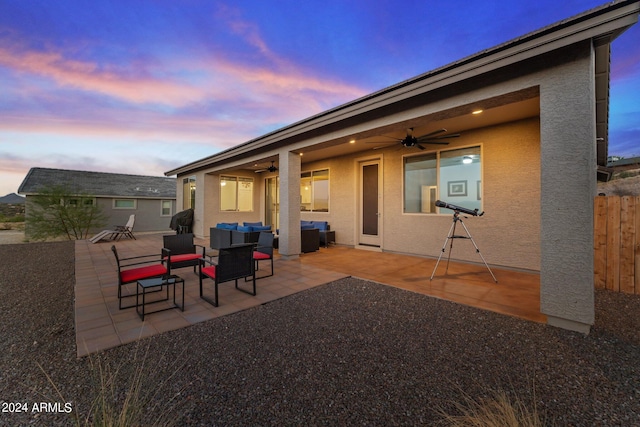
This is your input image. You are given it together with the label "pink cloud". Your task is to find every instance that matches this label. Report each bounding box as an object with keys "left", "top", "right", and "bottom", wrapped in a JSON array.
[
  {"left": 0, "top": 45, "right": 207, "bottom": 106},
  {"left": 0, "top": 38, "right": 367, "bottom": 123},
  {"left": 0, "top": 111, "right": 252, "bottom": 147}
]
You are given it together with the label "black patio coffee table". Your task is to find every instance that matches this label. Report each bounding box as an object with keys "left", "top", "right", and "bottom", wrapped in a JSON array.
[{"left": 136, "top": 275, "right": 184, "bottom": 321}]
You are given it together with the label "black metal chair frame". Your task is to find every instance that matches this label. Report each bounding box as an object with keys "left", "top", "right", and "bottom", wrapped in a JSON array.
[
  {"left": 251, "top": 231, "right": 274, "bottom": 280},
  {"left": 162, "top": 233, "right": 206, "bottom": 274},
  {"left": 199, "top": 244, "right": 256, "bottom": 307},
  {"left": 112, "top": 245, "right": 170, "bottom": 309}
]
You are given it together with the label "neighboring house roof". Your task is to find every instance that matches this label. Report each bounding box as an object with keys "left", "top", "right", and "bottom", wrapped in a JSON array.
[
  {"left": 165, "top": 0, "right": 639, "bottom": 177},
  {"left": 607, "top": 156, "right": 640, "bottom": 169},
  {"left": 18, "top": 168, "right": 176, "bottom": 199}
]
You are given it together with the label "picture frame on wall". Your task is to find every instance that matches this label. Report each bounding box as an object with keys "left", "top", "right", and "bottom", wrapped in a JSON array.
[{"left": 447, "top": 180, "right": 467, "bottom": 197}]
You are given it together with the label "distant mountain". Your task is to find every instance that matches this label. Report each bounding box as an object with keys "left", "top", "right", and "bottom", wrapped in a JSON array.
[{"left": 0, "top": 193, "right": 25, "bottom": 204}]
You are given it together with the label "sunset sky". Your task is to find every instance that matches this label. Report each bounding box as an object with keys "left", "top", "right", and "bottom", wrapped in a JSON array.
[{"left": 1, "top": 0, "right": 638, "bottom": 196}]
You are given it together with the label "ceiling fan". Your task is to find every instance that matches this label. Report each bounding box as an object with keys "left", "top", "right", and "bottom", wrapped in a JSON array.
[
  {"left": 255, "top": 161, "right": 278, "bottom": 173},
  {"left": 370, "top": 128, "right": 460, "bottom": 150}
]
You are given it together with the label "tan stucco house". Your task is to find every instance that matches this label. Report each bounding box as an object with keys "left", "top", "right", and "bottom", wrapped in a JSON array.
[{"left": 166, "top": 1, "right": 640, "bottom": 333}]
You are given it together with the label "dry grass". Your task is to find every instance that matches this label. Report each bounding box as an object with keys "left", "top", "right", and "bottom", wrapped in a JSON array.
[
  {"left": 439, "top": 387, "right": 551, "bottom": 427},
  {"left": 39, "top": 341, "right": 186, "bottom": 427}
]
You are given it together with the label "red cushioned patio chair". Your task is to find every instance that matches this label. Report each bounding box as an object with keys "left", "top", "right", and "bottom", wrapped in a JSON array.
[
  {"left": 112, "top": 245, "right": 170, "bottom": 309},
  {"left": 162, "top": 233, "right": 205, "bottom": 274},
  {"left": 199, "top": 244, "right": 255, "bottom": 307},
  {"left": 252, "top": 231, "right": 274, "bottom": 279}
]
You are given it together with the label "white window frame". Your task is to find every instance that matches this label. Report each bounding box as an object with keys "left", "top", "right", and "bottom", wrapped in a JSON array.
[
  {"left": 113, "top": 199, "right": 137, "bottom": 209},
  {"left": 161, "top": 200, "right": 173, "bottom": 217}
]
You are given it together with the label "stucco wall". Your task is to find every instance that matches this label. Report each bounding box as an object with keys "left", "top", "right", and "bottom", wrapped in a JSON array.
[
  {"left": 289, "top": 118, "right": 541, "bottom": 270},
  {"left": 379, "top": 118, "right": 541, "bottom": 270},
  {"left": 299, "top": 155, "right": 358, "bottom": 246},
  {"left": 95, "top": 197, "right": 175, "bottom": 232},
  {"left": 539, "top": 45, "right": 596, "bottom": 331}
]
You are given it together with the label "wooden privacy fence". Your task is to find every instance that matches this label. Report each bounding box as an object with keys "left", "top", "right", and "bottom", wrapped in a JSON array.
[{"left": 594, "top": 195, "right": 640, "bottom": 294}]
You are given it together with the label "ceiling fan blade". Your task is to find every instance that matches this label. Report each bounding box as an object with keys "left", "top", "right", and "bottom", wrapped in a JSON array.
[
  {"left": 418, "top": 133, "right": 460, "bottom": 141},
  {"left": 433, "top": 133, "right": 460, "bottom": 139},
  {"left": 420, "top": 128, "right": 448, "bottom": 138},
  {"left": 417, "top": 134, "right": 460, "bottom": 145},
  {"left": 418, "top": 140, "right": 450, "bottom": 145},
  {"left": 417, "top": 144, "right": 426, "bottom": 150},
  {"left": 366, "top": 136, "right": 402, "bottom": 144},
  {"left": 372, "top": 143, "right": 398, "bottom": 150}
]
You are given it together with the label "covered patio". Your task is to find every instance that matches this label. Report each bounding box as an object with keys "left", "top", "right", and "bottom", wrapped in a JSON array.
[{"left": 74, "top": 233, "right": 543, "bottom": 357}]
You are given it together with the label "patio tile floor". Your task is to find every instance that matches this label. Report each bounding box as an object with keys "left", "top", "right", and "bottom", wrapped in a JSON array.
[{"left": 74, "top": 233, "right": 544, "bottom": 357}]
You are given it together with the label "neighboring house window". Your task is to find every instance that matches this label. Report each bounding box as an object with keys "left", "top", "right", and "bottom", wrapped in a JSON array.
[
  {"left": 220, "top": 176, "right": 253, "bottom": 212},
  {"left": 301, "top": 169, "right": 329, "bottom": 212},
  {"left": 183, "top": 176, "right": 196, "bottom": 210},
  {"left": 66, "top": 197, "right": 95, "bottom": 207},
  {"left": 404, "top": 146, "right": 481, "bottom": 214},
  {"left": 113, "top": 199, "right": 136, "bottom": 209},
  {"left": 161, "top": 200, "right": 173, "bottom": 216}
]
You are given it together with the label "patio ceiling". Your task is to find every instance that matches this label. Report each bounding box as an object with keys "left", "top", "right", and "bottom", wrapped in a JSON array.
[{"left": 238, "top": 91, "right": 540, "bottom": 173}]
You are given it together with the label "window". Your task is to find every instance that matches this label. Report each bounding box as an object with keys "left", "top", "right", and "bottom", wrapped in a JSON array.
[
  {"left": 161, "top": 200, "right": 172, "bottom": 216},
  {"left": 300, "top": 169, "right": 329, "bottom": 212},
  {"left": 66, "top": 198, "right": 95, "bottom": 207},
  {"left": 404, "top": 146, "right": 481, "bottom": 214},
  {"left": 113, "top": 199, "right": 136, "bottom": 209},
  {"left": 183, "top": 176, "right": 196, "bottom": 209},
  {"left": 220, "top": 176, "right": 253, "bottom": 212}
]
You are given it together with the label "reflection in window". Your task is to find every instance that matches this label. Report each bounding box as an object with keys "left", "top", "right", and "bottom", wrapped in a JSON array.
[
  {"left": 220, "top": 176, "right": 253, "bottom": 212},
  {"left": 300, "top": 169, "right": 329, "bottom": 212},
  {"left": 404, "top": 146, "right": 481, "bottom": 213}
]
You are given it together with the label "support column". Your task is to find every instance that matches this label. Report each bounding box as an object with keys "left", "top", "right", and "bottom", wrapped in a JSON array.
[
  {"left": 539, "top": 44, "right": 595, "bottom": 333},
  {"left": 278, "top": 150, "right": 301, "bottom": 259}
]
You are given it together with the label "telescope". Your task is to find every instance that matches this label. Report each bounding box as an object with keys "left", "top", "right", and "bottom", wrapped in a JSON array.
[{"left": 435, "top": 200, "right": 484, "bottom": 217}]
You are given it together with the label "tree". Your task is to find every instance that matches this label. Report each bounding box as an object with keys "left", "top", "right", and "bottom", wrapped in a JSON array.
[{"left": 25, "top": 184, "right": 107, "bottom": 241}]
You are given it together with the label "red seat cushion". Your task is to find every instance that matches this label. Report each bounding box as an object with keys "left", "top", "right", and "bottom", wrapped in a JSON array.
[
  {"left": 253, "top": 251, "right": 271, "bottom": 260},
  {"left": 170, "top": 253, "right": 201, "bottom": 263},
  {"left": 120, "top": 264, "right": 167, "bottom": 283},
  {"left": 201, "top": 265, "right": 216, "bottom": 279}
]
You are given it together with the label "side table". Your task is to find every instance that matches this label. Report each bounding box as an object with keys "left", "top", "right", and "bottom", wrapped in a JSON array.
[
  {"left": 320, "top": 230, "right": 335, "bottom": 247},
  {"left": 136, "top": 275, "right": 184, "bottom": 320}
]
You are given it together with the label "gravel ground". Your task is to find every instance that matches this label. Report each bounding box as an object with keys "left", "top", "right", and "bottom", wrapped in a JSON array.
[{"left": 1, "top": 241, "right": 639, "bottom": 426}]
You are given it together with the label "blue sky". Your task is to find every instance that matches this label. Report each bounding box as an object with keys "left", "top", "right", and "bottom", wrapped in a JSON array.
[{"left": 1, "top": 0, "right": 638, "bottom": 196}]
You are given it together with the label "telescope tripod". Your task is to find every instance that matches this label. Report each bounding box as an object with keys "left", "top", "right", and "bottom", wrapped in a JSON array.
[{"left": 430, "top": 211, "right": 497, "bottom": 283}]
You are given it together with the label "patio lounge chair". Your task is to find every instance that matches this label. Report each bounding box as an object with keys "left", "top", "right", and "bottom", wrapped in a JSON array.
[
  {"left": 199, "top": 244, "right": 255, "bottom": 307},
  {"left": 112, "top": 245, "right": 170, "bottom": 309},
  {"left": 162, "top": 233, "right": 206, "bottom": 274},
  {"left": 89, "top": 214, "right": 136, "bottom": 243},
  {"left": 112, "top": 214, "right": 136, "bottom": 240}
]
